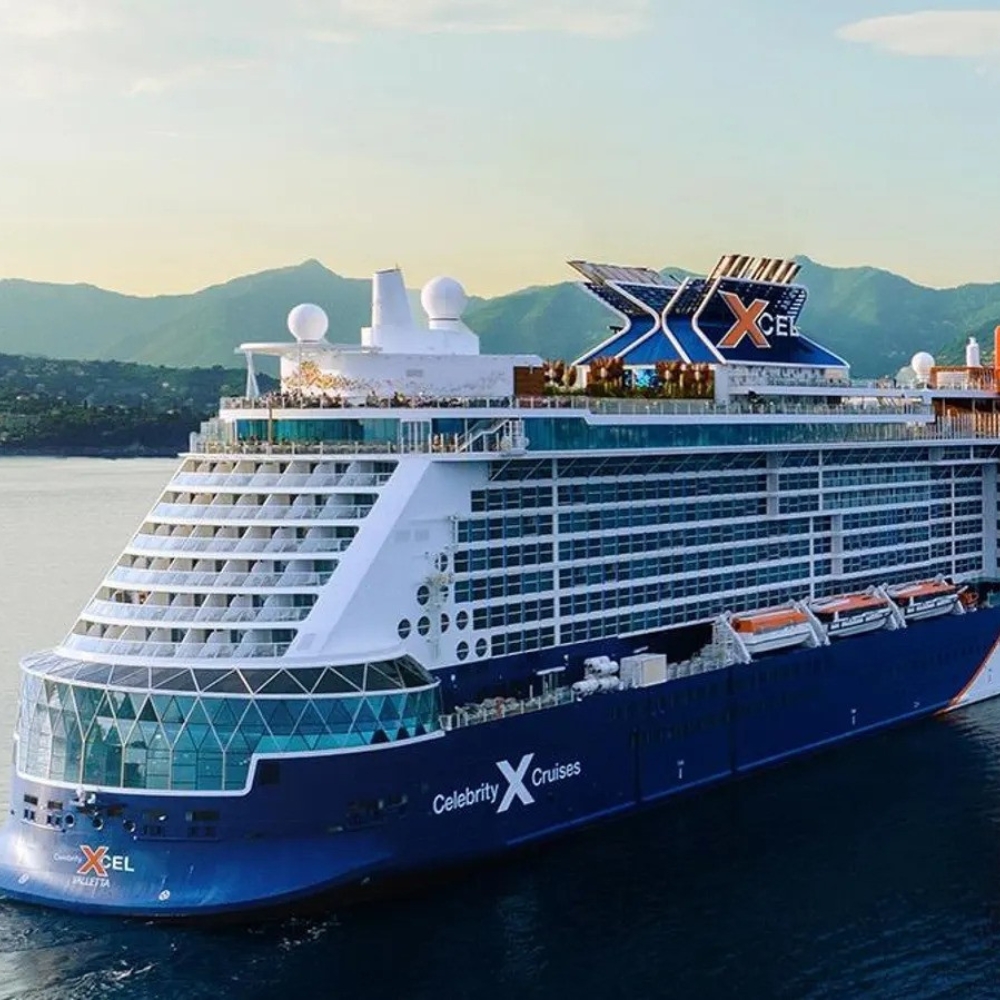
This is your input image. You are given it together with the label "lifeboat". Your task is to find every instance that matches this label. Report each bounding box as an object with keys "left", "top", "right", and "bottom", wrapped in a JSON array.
[
  {"left": 887, "top": 578, "right": 964, "bottom": 621},
  {"left": 730, "top": 607, "right": 814, "bottom": 654},
  {"left": 810, "top": 591, "right": 893, "bottom": 638}
]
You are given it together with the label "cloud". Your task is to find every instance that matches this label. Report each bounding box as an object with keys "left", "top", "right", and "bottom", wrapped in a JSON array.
[
  {"left": 310, "top": 0, "right": 650, "bottom": 38},
  {"left": 129, "top": 59, "right": 261, "bottom": 96},
  {"left": 0, "top": 0, "right": 113, "bottom": 38},
  {"left": 837, "top": 10, "right": 1000, "bottom": 58}
]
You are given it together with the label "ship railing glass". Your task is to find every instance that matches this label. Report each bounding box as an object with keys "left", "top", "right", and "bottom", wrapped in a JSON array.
[
  {"left": 17, "top": 655, "right": 442, "bottom": 792},
  {"left": 170, "top": 472, "right": 392, "bottom": 489},
  {"left": 127, "top": 534, "right": 352, "bottom": 556},
  {"left": 81, "top": 599, "right": 311, "bottom": 625},
  {"left": 105, "top": 568, "right": 330, "bottom": 589},
  {"left": 220, "top": 394, "right": 932, "bottom": 418},
  {"left": 148, "top": 502, "right": 375, "bottom": 522},
  {"left": 60, "top": 636, "right": 294, "bottom": 659}
]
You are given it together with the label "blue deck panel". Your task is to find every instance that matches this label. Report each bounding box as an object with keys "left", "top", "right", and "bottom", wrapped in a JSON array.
[
  {"left": 664, "top": 317, "right": 721, "bottom": 362},
  {"left": 576, "top": 317, "right": 656, "bottom": 365}
]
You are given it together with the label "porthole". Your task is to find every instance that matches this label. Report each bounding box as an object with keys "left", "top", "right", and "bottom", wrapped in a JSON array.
[
  {"left": 416, "top": 585, "right": 430, "bottom": 606},
  {"left": 417, "top": 616, "right": 431, "bottom": 637},
  {"left": 475, "top": 638, "right": 488, "bottom": 658},
  {"left": 123, "top": 819, "right": 136, "bottom": 834},
  {"left": 64, "top": 813, "right": 75, "bottom": 828},
  {"left": 440, "top": 612, "right": 450, "bottom": 633},
  {"left": 435, "top": 553, "right": 449, "bottom": 572},
  {"left": 456, "top": 610, "right": 469, "bottom": 630},
  {"left": 397, "top": 619, "right": 412, "bottom": 640},
  {"left": 456, "top": 641, "right": 469, "bottom": 661},
  {"left": 92, "top": 815, "right": 104, "bottom": 831}
]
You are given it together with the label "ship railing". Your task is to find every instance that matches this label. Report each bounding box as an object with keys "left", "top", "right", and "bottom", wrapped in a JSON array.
[
  {"left": 170, "top": 472, "right": 392, "bottom": 490},
  {"left": 148, "top": 502, "right": 375, "bottom": 522},
  {"left": 81, "top": 599, "right": 311, "bottom": 625},
  {"left": 726, "top": 368, "right": 853, "bottom": 389},
  {"left": 127, "top": 534, "right": 352, "bottom": 556},
  {"left": 192, "top": 417, "right": 1000, "bottom": 459},
  {"left": 218, "top": 393, "right": 933, "bottom": 418},
  {"left": 439, "top": 685, "right": 577, "bottom": 731},
  {"left": 191, "top": 439, "right": 401, "bottom": 456},
  {"left": 60, "top": 635, "right": 293, "bottom": 659},
  {"left": 104, "top": 567, "right": 332, "bottom": 588}
]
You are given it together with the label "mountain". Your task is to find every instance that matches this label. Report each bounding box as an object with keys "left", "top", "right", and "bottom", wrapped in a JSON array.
[
  {"left": 0, "top": 261, "right": 374, "bottom": 373},
  {"left": 2, "top": 257, "right": 1000, "bottom": 378},
  {"left": 792, "top": 257, "right": 1000, "bottom": 375}
]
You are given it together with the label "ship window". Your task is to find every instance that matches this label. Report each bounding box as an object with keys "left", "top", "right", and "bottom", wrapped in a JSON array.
[
  {"left": 456, "top": 611, "right": 469, "bottom": 630},
  {"left": 456, "top": 641, "right": 469, "bottom": 661},
  {"left": 416, "top": 585, "right": 430, "bottom": 606},
  {"left": 417, "top": 617, "right": 431, "bottom": 637},
  {"left": 397, "top": 619, "right": 412, "bottom": 640},
  {"left": 185, "top": 809, "right": 220, "bottom": 822},
  {"left": 475, "top": 638, "right": 488, "bottom": 658}
]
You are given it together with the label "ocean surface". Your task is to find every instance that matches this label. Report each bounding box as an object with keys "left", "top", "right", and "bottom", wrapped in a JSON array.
[{"left": 4, "top": 458, "right": 1000, "bottom": 999}]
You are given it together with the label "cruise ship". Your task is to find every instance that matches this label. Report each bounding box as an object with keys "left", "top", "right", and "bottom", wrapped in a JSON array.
[{"left": 4, "top": 253, "right": 1000, "bottom": 918}]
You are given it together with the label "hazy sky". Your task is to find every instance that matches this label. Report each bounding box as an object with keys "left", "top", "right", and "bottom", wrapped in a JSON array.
[{"left": 3, "top": 1, "right": 1000, "bottom": 296}]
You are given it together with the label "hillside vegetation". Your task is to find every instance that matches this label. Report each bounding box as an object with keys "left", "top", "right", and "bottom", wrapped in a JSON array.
[
  {"left": 0, "top": 354, "right": 272, "bottom": 455},
  {"left": 0, "top": 257, "right": 998, "bottom": 377}
]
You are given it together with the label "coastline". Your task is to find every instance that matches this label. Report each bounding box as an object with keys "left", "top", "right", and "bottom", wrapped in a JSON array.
[{"left": 0, "top": 444, "right": 183, "bottom": 459}]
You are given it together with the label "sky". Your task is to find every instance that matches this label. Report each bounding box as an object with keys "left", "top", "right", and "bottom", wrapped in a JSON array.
[{"left": 3, "top": 0, "right": 1000, "bottom": 297}]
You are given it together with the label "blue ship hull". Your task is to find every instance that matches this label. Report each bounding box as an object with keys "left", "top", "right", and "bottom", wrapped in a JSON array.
[{"left": 2, "top": 608, "right": 999, "bottom": 918}]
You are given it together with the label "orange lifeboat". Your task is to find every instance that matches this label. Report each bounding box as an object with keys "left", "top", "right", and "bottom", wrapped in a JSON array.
[
  {"left": 730, "top": 607, "right": 813, "bottom": 654},
  {"left": 887, "top": 578, "right": 964, "bottom": 621},
  {"left": 810, "top": 591, "right": 893, "bottom": 638}
]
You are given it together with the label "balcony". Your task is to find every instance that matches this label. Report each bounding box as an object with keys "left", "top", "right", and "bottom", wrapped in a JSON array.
[
  {"left": 59, "top": 635, "right": 293, "bottom": 659},
  {"left": 81, "top": 598, "right": 312, "bottom": 626},
  {"left": 127, "top": 533, "right": 352, "bottom": 557},
  {"left": 104, "top": 567, "right": 331, "bottom": 589},
  {"left": 148, "top": 502, "right": 374, "bottom": 523}
]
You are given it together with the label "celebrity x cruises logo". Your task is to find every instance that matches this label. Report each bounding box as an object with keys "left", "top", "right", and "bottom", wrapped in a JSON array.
[
  {"left": 77, "top": 845, "right": 108, "bottom": 878},
  {"left": 495, "top": 753, "right": 536, "bottom": 813},
  {"left": 717, "top": 291, "right": 771, "bottom": 349},
  {"left": 717, "top": 290, "right": 799, "bottom": 349}
]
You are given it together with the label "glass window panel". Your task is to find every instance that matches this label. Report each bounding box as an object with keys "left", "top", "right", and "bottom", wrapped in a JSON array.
[
  {"left": 295, "top": 703, "right": 325, "bottom": 736},
  {"left": 291, "top": 668, "right": 325, "bottom": 692},
  {"left": 259, "top": 671, "right": 307, "bottom": 695}
]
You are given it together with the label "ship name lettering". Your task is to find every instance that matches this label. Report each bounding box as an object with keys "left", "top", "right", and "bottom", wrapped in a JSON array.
[
  {"left": 432, "top": 781, "right": 500, "bottom": 815},
  {"left": 531, "top": 761, "right": 582, "bottom": 787}
]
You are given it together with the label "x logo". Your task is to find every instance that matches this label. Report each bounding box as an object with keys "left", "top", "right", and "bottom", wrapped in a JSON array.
[
  {"left": 496, "top": 753, "right": 535, "bottom": 813},
  {"left": 77, "top": 845, "right": 108, "bottom": 878},
  {"left": 718, "top": 291, "right": 771, "bottom": 349}
]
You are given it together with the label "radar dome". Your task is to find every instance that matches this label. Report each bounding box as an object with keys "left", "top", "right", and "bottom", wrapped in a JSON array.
[
  {"left": 911, "top": 351, "right": 935, "bottom": 382},
  {"left": 421, "top": 276, "right": 468, "bottom": 321},
  {"left": 287, "top": 303, "right": 329, "bottom": 342}
]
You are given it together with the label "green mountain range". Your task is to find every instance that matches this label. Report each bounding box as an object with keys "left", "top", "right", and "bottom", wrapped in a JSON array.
[{"left": 1, "top": 257, "right": 998, "bottom": 378}]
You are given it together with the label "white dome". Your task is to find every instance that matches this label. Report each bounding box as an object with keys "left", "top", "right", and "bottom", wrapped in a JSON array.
[
  {"left": 911, "top": 351, "right": 935, "bottom": 381},
  {"left": 421, "top": 275, "right": 468, "bottom": 321},
  {"left": 287, "top": 303, "right": 329, "bottom": 342}
]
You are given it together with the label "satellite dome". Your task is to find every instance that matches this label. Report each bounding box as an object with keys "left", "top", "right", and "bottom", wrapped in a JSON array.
[
  {"left": 421, "top": 276, "right": 468, "bottom": 322},
  {"left": 911, "top": 351, "right": 935, "bottom": 381},
  {"left": 287, "top": 303, "right": 329, "bottom": 342}
]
